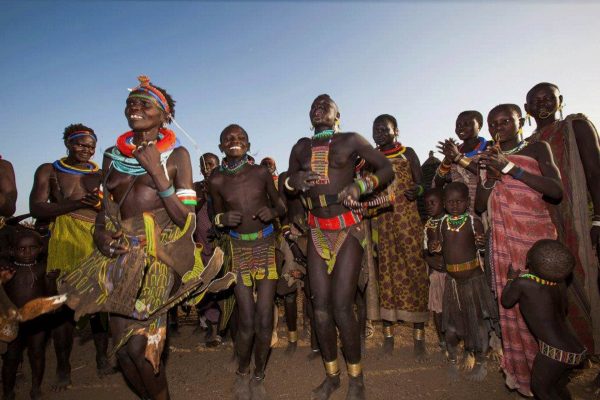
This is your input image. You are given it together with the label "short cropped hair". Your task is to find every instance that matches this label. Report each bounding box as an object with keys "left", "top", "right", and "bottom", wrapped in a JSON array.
[
  {"left": 527, "top": 239, "right": 575, "bottom": 282},
  {"left": 219, "top": 124, "right": 249, "bottom": 143},
  {"left": 457, "top": 110, "right": 483, "bottom": 128},
  {"left": 443, "top": 181, "right": 469, "bottom": 199},
  {"left": 374, "top": 114, "right": 398, "bottom": 130}
]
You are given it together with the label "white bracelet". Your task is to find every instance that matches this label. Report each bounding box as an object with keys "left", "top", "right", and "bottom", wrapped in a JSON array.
[
  {"left": 592, "top": 220, "right": 600, "bottom": 227},
  {"left": 284, "top": 176, "right": 295, "bottom": 191},
  {"left": 501, "top": 161, "right": 515, "bottom": 174}
]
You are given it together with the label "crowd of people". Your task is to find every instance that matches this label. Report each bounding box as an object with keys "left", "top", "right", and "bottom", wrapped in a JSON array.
[{"left": 0, "top": 76, "right": 598, "bottom": 400}]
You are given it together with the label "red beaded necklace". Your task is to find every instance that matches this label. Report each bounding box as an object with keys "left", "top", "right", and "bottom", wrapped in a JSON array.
[
  {"left": 380, "top": 142, "right": 406, "bottom": 159},
  {"left": 116, "top": 128, "right": 176, "bottom": 158}
]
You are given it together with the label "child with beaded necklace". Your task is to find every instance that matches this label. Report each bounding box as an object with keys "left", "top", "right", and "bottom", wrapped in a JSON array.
[{"left": 440, "top": 182, "right": 499, "bottom": 382}]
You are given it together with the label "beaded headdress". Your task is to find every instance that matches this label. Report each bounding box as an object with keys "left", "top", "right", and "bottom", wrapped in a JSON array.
[{"left": 128, "top": 75, "right": 171, "bottom": 114}]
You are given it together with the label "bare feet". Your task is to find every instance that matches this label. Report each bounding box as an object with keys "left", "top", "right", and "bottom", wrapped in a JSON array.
[
  {"left": 51, "top": 374, "right": 72, "bottom": 392},
  {"left": 96, "top": 357, "right": 118, "bottom": 377},
  {"left": 233, "top": 372, "right": 251, "bottom": 400},
  {"left": 413, "top": 339, "right": 428, "bottom": 363},
  {"left": 346, "top": 375, "right": 366, "bottom": 400},
  {"left": 379, "top": 336, "right": 393, "bottom": 359},
  {"left": 311, "top": 375, "right": 340, "bottom": 400},
  {"left": 466, "top": 362, "right": 487, "bottom": 382},
  {"left": 250, "top": 376, "right": 270, "bottom": 400}
]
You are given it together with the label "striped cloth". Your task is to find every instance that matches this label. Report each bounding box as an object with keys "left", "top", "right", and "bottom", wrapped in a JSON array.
[{"left": 488, "top": 154, "right": 557, "bottom": 397}]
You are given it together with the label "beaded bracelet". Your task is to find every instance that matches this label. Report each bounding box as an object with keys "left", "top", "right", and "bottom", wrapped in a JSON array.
[
  {"left": 355, "top": 174, "right": 380, "bottom": 195},
  {"left": 416, "top": 185, "right": 424, "bottom": 197},
  {"left": 501, "top": 162, "right": 515, "bottom": 174},
  {"left": 458, "top": 157, "right": 472, "bottom": 168},
  {"left": 158, "top": 185, "right": 175, "bottom": 198}
]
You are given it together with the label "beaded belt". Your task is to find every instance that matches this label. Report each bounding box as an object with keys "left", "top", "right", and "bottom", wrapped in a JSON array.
[
  {"left": 301, "top": 194, "right": 340, "bottom": 210},
  {"left": 446, "top": 258, "right": 480, "bottom": 273},
  {"left": 229, "top": 224, "right": 275, "bottom": 241},
  {"left": 308, "top": 211, "right": 362, "bottom": 231},
  {"left": 539, "top": 340, "right": 586, "bottom": 365}
]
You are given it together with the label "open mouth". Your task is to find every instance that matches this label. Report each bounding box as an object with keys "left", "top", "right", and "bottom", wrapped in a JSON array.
[
  {"left": 229, "top": 145, "right": 242, "bottom": 151},
  {"left": 129, "top": 114, "right": 143, "bottom": 120}
]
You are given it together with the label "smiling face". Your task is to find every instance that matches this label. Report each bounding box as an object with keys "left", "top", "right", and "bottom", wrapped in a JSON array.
[
  {"left": 487, "top": 108, "right": 522, "bottom": 144},
  {"left": 525, "top": 84, "right": 562, "bottom": 120},
  {"left": 11, "top": 235, "right": 42, "bottom": 264},
  {"left": 455, "top": 113, "right": 481, "bottom": 142},
  {"left": 219, "top": 126, "right": 250, "bottom": 159},
  {"left": 310, "top": 96, "right": 339, "bottom": 131},
  {"left": 372, "top": 118, "right": 397, "bottom": 147},
  {"left": 124, "top": 93, "right": 167, "bottom": 132},
  {"left": 443, "top": 188, "right": 469, "bottom": 216},
  {"left": 66, "top": 135, "right": 96, "bottom": 163}
]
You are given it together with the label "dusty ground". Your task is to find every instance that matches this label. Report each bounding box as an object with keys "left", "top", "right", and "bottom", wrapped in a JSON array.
[{"left": 9, "top": 309, "right": 600, "bottom": 400}]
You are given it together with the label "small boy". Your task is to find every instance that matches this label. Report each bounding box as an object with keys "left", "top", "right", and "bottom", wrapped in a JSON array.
[
  {"left": 501, "top": 239, "right": 586, "bottom": 400},
  {"left": 440, "top": 182, "right": 498, "bottom": 381},
  {"left": 209, "top": 124, "right": 286, "bottom": 400},
  {"left": 2, "top": 229, "right": 50, "bottom": 400},
  {"left": 422, "top": 188, "right": 446, "bottom": 354}
]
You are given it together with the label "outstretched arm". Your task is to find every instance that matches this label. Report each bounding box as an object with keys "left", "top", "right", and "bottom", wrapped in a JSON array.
[{"left": 501, "top": 266, "right": 522, "bottom": 308}]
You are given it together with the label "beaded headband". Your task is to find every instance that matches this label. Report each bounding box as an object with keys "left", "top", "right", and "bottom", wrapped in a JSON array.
[
  {"left": 129, "top": 75, "right": 170, "bottom": 114},
  {"left": 67, "top": 130, "right": 97, "bottom": 142}
]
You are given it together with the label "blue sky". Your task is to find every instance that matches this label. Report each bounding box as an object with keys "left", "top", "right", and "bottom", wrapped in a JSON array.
[{"left": 1, "top": 1, "right": 599, "bottom": 215}]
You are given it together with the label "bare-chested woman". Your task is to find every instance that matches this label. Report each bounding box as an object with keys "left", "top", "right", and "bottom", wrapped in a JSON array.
[
  {"left": 287, "top": 94, "right": 393, "bottom": 400},
  {"left": 29, "top": 124, "right": 112, "bottom": 390}
]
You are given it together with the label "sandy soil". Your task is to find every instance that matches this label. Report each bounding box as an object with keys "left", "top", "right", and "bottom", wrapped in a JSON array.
[{"left": 9, "top": 310, "right": 599, "bottom": 400}]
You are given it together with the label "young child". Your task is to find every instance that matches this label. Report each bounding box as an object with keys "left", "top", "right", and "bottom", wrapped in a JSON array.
[
  {"left": 501, "top": 239, "right": 586, "bottom": 400},
  {"left": 2, "top": 229, "right": 49, "bottom": 400},
  {"left": 440, "top": 182, "right": 498, "bottom": 381},
  {"left": 209, "top": 124, "right": 286, "bottom": 400},
  {"left": 422, "top": 188, "right": 446, "bottom": 354}
]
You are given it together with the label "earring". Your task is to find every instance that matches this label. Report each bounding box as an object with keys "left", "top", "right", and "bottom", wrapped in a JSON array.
[
  {"left": 517, "top": 128, "right": 523, "bottom": 142},
  {"left": 526, "top": 113, "right": 531, "bottom": 126},
  {"left": 334, "top": 118, "right": 341, "bottom": 133}
]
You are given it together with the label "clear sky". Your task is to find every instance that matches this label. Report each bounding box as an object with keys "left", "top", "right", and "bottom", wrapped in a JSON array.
[{"left": 1, "top": 1, "right": 599, "bottom": 215}]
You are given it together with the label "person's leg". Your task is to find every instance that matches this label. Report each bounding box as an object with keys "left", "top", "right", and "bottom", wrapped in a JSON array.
[
  {"left": 330, "top": 237, "right": 365, "bottom": 400},
  {"left": 303, "top": 276, "right": 320, "bottom": 359},
  {"left": 110, "top": 316, "right": 150, "bottom": 399},
  {"left": 413, "top": 322, "right": 427, "bottom": 361},
  {"left": 51, "top": 307, "right": 75, "bottom": 391},
  {"left": 433, "top": 312, "right": 445, "bottom": 352},
  {"left": 354, "top": 289, "right": 367, "bottom": 356},
  {"left": 232, "top": 282, "right": 256, "bottom": 400},
  {"left": 531, "top": 354, "right": 568, "bottom": 400},
  {"left": 381, "top": 320, "right": 394, "bottom": 357},
  {"left": 444, "top": 327, "right": 460, "bottom": 381},
  {"left": 250, "top": 278, "right": 277, "bottom": 400},
  {"left": 466, "top": 319, "right": 489, "bottom": 382},
  {"left": 283, "top": 291, "right": 298, "bottom": 355},
  {"left": 307, "top": 240, "right": 339, "bottom": 400},
  {"left": 90, "top": 313, "right": 115, "bottom": 376},
  {"left": 2, "top": 336, "right": 24, "bottom": 400},
  {"left": 123, "top": 335, "right": 170, "bottom": 400},
  {"left": 26, "top": 326, "right": 46, "bottom": 400}
]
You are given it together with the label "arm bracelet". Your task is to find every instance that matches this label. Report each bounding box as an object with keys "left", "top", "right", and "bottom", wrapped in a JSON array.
[
  {"left": 284, "top": 177, "right": 295, "bottom": 192},
  {"left": 158, "top": 185, "right": 175, "bottom": 198},
  {"left": 513, "top": 168, "right": 525, "bottom": 180},
  {"left": 501, "top": 162, "right": 515, "bottom": 175},
  {"left": 214, "top": 213, "right": 225, "bottom": 228}
]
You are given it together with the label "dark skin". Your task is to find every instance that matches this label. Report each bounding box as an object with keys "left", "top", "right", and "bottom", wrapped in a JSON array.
[
  {"left": 372, "top": 119, "right": 422, "bottom": 200},
  {"left": 434, "top": 113, "right": 488, "bottom": 188},
  {"left": 287, "top": 96, "right": 393, "bottom": 400},
  {"left": 440, "top": 188, "right": 488, "bottom": 380},
  {"left": 475, "top": 108, "right": 563, "bottom": 215},
  {"left": 29, "top": 133, "right": 105, "bottom": 391},
  {"left": 2, "top": 236, "right": 48, "bottom": 400},
  {"left": 525, "top": 84, "right": 600, "bottom": 247},
  {"left": 194, "top": 154, "right": 219, "bottom": 211},
  {"left": 502, "top": 264, "right": 583, "bottom": 400},
  {"left": 94, "top": 94, "right": 195, "bottom": 400},
  {"left": 372, "top": 117, "right": 427, "bottom": 359},
  {"left": 0, "top": 159, "right": 17, "bottom": 218},
  {"left": 209, "top": 126, "right": 285, "bottom": 389}
]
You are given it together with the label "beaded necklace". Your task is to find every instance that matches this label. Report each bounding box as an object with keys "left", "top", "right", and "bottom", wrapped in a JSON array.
[
  {"left": 502, "top": 140, "right": 528, "bottom": 155},
  {"left": 220, "top": 154, "right": 249, "bottom": 175},
  {"left": 14, "top": 261, "right": 37, "bottom": 288},
  {"left": 380, "top": 142, "right": 406, "bottom": 159},
  {"left": 520, "top": 273, "right": 557, "bottom": 286},
  {"left": 116, "top": 128, "right": 177, "bottom": 158},
  {"left": 460, "top": 137, "right": 487, "bottom": 158},
  {"left": 311, "top": 129, "right": 335, "bottom": 185},
  {"left": 52, "top": 158, "right": 100, "bottom": 175},
  {"left": 424, "top": 215, "right": 445, "bottom": 230},
  {"left": 107, "top": 147, "right": 174, "bottom": 176},
  {"left": 445, "top": 212, "right": 469, "bottom": 232}
]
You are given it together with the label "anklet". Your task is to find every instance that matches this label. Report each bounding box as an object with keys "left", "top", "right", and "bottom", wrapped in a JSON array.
[
  {"left": 414, "top": 328, "right": 425, "bottom": 341},
  {"left": 346, "top": 362, "right": 362, "bottom": 378},
  {"left": 324, "top": 360, "right": 340, "bottom": 377},
  {"left": 288, "top": 330, "right": 298, "bottom": 343},
  {"left": 383, "top": 325, "right": 394, "bottom": 338}
]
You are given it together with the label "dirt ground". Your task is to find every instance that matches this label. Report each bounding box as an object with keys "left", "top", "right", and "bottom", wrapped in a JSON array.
[{"left": 9, "top": 309, "right": 600, "bottom": 400}]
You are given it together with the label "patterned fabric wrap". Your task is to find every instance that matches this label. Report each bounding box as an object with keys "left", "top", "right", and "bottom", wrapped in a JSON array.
[
  {"left": 59, "top": 208, "right": 228, "bottom": 373},
  {"left": 48, "top": 210, "right": 97, "bottom": 275},
  {"left": 230, "top": 235, "right": 277, "bottom": 287},
  {"left": 309, "top": 218, "right": 366, "bottom": 274},
  {"left": 428, "top": 270, "right": 446, "bottom": 314},
  {"left": 488, "top": 154, "right": 557, "bottom": 396},
  {"left": 442, "top": 271, "right": 500, "bottom": 354},
  {"left": 539, "top": 340, "right": 586, "bottom": 365},
  {"left": 374, "top": 156, "right": 429, "bottom": 323},
  {"left": 529, "top": 114, "right": 600, "bottom": 353}
]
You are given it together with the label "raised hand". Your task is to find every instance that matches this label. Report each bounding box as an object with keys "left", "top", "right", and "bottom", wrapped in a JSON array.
[
  {"left": 287, "top": 171, "right": 322, "bottom": 192},
  {"left": 132, "top": 142, "right": 163, "bottom": 176}
]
